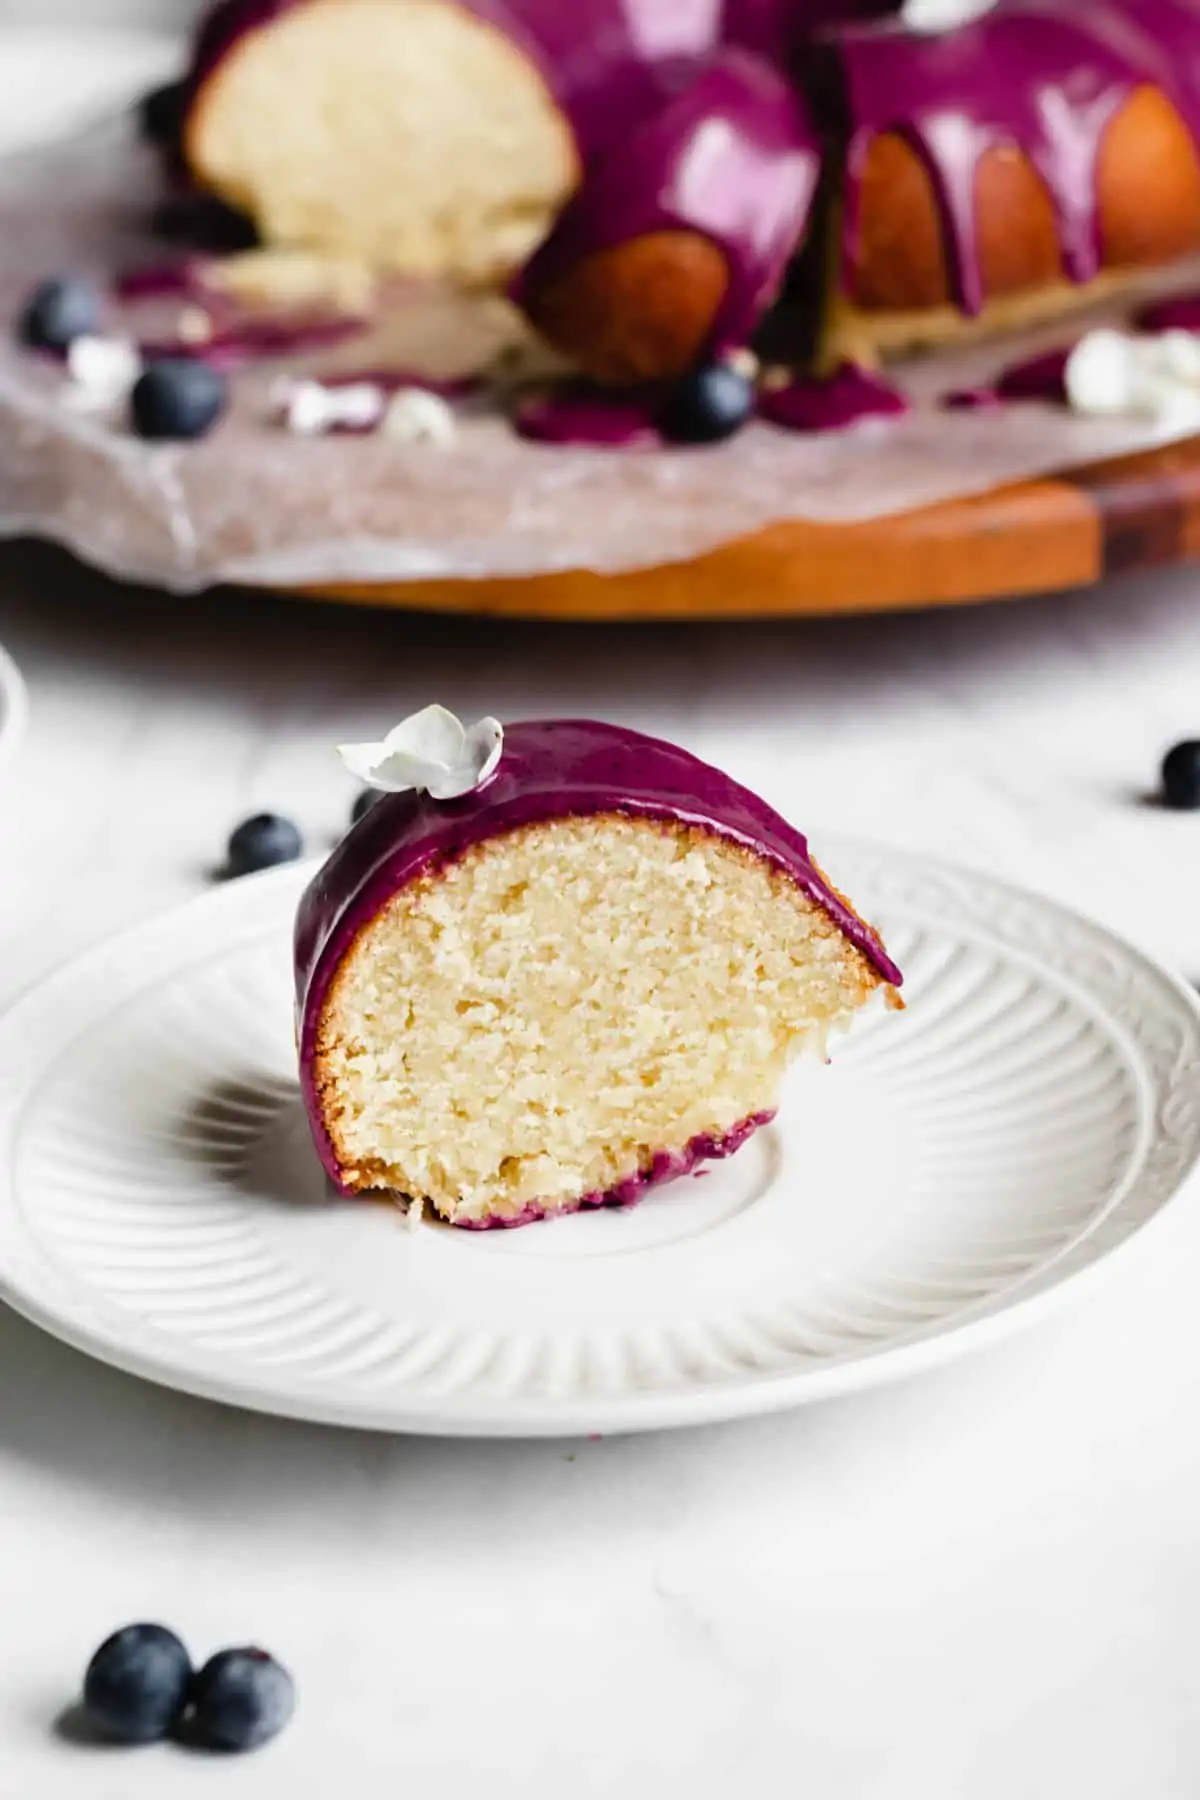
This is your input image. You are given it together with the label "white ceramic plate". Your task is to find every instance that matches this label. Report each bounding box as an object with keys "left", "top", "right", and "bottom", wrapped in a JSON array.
[
  {"left": 1, "top": 844, "right": 1199, "bottom": 1437},
  {"left": 0, "top": 639, "right": 27, "bottom": 779}
]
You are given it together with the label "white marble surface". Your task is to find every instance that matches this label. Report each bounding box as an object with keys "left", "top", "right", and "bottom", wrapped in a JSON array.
[
  {"left": 4, "top": 24, "right": 1200, "bottom": 1800},
  {"left": 3, "top": 545, "right": 1200, "bottom": 1797}
]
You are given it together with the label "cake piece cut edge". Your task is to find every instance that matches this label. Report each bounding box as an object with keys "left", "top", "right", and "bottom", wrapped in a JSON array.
[{"left": 295, "top": 720, "right": 901, "bottom": 1230}]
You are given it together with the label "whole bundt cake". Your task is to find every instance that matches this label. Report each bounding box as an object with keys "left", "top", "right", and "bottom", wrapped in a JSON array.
[
  {"left": 165, "top": 0, "right": 1200, "bottom": 388},
  {"left": 294, "top": 711, "right": 901, "bottom": 1228}
]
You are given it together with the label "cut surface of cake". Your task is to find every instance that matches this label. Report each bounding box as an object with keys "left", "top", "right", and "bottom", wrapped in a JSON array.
[{"left": 295, "top": 713, "right": 901, "bottom": 1228}]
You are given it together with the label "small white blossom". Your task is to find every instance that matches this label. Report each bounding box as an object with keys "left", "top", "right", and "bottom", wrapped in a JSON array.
[
  {"left": 338, "top": 704, "right": 503, "bottom": 800},
  {"left": 280, "top": 379, "right": 385, "bottom": 436},
  {"left": 64, "top": 335, "right": 142, "bottom": 410},
  {"left": 379, "top": 387, "right": 456, "bottom": 446},
  {"left": 1066, "top": 327, "right": 1200, "bottom": 429}
]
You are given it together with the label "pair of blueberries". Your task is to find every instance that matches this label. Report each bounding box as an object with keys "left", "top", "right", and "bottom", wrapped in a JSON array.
[{"left": 83, "top": 1624, "right": 293, "bottom": 1752}]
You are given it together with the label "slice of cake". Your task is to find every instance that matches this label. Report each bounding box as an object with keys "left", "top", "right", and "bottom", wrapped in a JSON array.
[{"left": 295, "top": 709, "right": 901, "bottom": 1228}]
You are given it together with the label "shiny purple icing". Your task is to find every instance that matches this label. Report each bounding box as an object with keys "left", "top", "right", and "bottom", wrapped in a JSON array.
[
  {"left": 181, "top": 1, "right": 881, "bottom": 365},
  {"left": 513, "top": 49, "right": 821, "bottom": 361},
  {"left": 186, "top": 0, "right": 897, "bottom": 157},
  {"left": 295, "top": 719, "right": 901, "bottom": 1198},
  {"left": 456, "top": 1112, "right": 774, "bottom": 1229},
  {"left": 837, "top": 0, "right": 1200, "bottom": 316},
  {"left": 180, "top": 0, "right": 1200, "bottom": 381},
  {"left": 515, "top": 384, "right": 663, "bottom": 446},
  {"left": 188, "top": 0, "right": 701, "bottom": 161},
  {"left": 758, "top": 361, "right": 907, "bottom": 431}
]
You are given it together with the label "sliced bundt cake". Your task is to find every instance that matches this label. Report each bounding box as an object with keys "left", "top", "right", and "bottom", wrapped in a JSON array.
[{"left": 295, "top": 710, "right": 901, "bottom": 1228}]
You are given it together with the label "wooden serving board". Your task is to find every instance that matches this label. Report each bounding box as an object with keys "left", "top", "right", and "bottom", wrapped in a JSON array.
[{"left": 307, "top": 433, "right": 1200, "bottom": 620}]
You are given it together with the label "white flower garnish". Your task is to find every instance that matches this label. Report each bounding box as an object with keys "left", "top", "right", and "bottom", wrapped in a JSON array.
[
  {"left": 1065, "top": 327, "right": 1200, "bottom": 429},
  {"left": 278, "top": 378, "right": 385, "bottom": 436},
  {"left": 274, "top": 379, "right": 455, "bottom": 441},
  {"left": 338, "top": 704, "right": 503, "bottom": 800},
  {"left": 65, "top": 334, "right": 142, "bottom": 410},
  {"left": 379, "top": 387, "right": 456, "bottom": 446}
]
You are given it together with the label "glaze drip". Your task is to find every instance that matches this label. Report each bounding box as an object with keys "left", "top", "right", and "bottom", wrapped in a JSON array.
[
  {"left": 838, "top": 0, "right": 1200, "bottom": 315},
  {"left": 759, "top": 361, "right": 907, "bottom": 429},
  {"left": 513, "top": 50, "right": 821, "bottom": 362},
  {"left": 176, "top": 0, "right": 1200, "bottom": 409},
  {"left": 515, "top": 384, "right": 663, "bottom": 446}
]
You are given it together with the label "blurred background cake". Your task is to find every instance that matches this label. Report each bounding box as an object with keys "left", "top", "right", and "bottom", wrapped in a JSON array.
[{"left": 160, "top": 0, "right": 1200, "bottom": 390}]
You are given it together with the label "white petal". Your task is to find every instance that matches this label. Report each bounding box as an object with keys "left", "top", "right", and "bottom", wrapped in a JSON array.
[
  {"left": 375, "top": 750, "right": 455, "bottom": 793},
  {"left": 464, "top": 715, "right": 504, "bottom": 786},
  {"left": 1065, "top": 330, "right": 1138, "bottom": 416},
  {"left": 383, "top": 703, "right": 467, "bottom": 769},
  {"left": 286, "top": 381, "right": 333, "bottom": 436},
  {"left": 337, "top": 738, "right": 391, "bottom": 784},
  {"left": 338, "top": 706, "right": 505, "bottom": 798},
  {"left": 330, "top": 382, "right": 385, "bottom": 429},
  {"left": 67, "top": 334, "right": 141, "bottom": 406},
  {"left": 380, "top": 388, "right": 456, "bottom": 445},
  {"left": 1157, "top": 330, "right": 1200, "bottom": 386}
]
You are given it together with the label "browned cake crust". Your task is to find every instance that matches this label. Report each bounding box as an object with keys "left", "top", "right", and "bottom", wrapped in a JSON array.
[
  {"left": 840, "top": 87, "right": 1200, "bottom": 356},
  {"left": 522, "top": 230, "right": 731, "bottom": 385}
]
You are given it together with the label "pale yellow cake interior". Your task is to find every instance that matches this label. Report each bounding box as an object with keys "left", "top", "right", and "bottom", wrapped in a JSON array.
[
  {"left": 314, "top": 815, "right": 887, "bottom": 1225},
  {"left": 187, "top": 0, "right": 579, "bottom": 284}
]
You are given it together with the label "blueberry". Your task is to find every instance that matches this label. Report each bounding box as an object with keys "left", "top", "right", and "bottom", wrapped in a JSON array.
[
  {"left": 189, "top": 1648, "right": 295, "bottom": 1752},
  {"left": 138, "top": 80, "right": 188, "bottom": 151},
  {"left": 351, "top": 788, "right": 381, "bottom": 827},
  {"left": 82, "top": 1623, "right": 192, "bottom": 1744},
  {"left": 1161, "top": 740, "right": 1200, "bottom": 809},
  {"left": 226, "top": 813, "right": 303, "bottom": 877},
  {"left": 18, "top": 276, "right": 102, "bottom": 352},
  {"left": 131, "top": 358, "right": 228, "bottom": 442},
  {"left": 658, "top": 360, "right": 755, "bottom": 445}
]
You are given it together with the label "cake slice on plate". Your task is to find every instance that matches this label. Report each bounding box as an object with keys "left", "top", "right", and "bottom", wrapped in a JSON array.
[{"left": 295, "top": 709, "right": 901, "bottom": 1228}]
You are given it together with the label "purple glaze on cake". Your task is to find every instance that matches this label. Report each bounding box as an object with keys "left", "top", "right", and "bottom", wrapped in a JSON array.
[
  {"left": 456, "top": 1112, "right": 774, "bottom": 1228},
  {"left": 513, "top": 49, "right": 821, "bottom": 362},
  {"left": 295, "top": 719, "right": 901, "bottom": 1199},
  {"left": 515, "top": 384, "right": 663, "bottom": 446},
  {"left": 177, "top": 0, "right": 1200, "bottom": 394},
  {"left": 184, "top": 0, "right": 896, "bottom": 162},
  {"left": 836, "top": 0, "right": 1200, "bottom": 317},
  {"left": 186, "top": 0, "right": 700, "bottom": 163},
  {"left": 724, "top": 0, "right": 903, "bottom": 66},
  {"left": 759, "top": 361, "right": 906, "bottom": 430}
]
